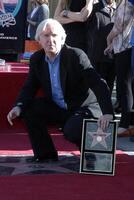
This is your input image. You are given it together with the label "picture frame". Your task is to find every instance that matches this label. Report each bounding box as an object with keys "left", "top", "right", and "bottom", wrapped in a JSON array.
[{"left": 80, "top": 119, "right": 118, "bottom": 176}]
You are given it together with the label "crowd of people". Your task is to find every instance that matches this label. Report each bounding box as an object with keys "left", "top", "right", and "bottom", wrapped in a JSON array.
[{"left": 6, "top": 0, "right": 134, "bottom": 163}]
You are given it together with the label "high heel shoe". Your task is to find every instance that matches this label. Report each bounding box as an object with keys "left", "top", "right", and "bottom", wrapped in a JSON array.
[{"left": 118, "top": 128, "right": 134, "bottom": 137}]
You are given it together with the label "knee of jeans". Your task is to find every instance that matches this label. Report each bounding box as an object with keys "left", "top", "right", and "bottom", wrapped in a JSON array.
[
  {"left": 63, "top": 123, "right": 82, "bottom": 143},
  {"left": 63, "top": 128, "right": 74, "bottom": 142},
  {"left": 22, "top": 107, "right": 37, "bottom": 122}
]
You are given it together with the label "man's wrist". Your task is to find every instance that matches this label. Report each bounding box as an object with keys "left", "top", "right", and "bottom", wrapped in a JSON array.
[
  {"left": 16, "top": 102, "right": 23, "bottom": 106},
  {"left": 15, "top": 102, "right": 23, "bottom": 110}
]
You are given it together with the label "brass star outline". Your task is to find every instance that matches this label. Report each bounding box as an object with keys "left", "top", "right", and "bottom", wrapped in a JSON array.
[{"left": 88, "top": 127, "right": 111, "bottom": 149}]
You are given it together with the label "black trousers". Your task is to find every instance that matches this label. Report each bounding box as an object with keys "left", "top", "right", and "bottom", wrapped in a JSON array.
[
  {"left": 115, "top": 49, "right": 133, "bottom": 128},
  {"left": 22, "top": 98, "right": 94, "bottom": 158},
  {"left": 95, "top": 61, "right": 116, "bottom": 95}
]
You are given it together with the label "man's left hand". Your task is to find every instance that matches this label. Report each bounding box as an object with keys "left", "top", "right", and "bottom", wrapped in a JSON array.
[{"left": 97, "top": 114, "right": 113, "bottom": 131}]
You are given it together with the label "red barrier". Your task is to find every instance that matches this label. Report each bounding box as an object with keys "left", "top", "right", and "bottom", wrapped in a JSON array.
[{"left": 0, "top": 63, "right": 29, "bottom": 131}]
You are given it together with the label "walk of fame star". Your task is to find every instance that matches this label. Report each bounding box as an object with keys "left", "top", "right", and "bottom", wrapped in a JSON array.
[{"left": 88, "top": 127, "right": 111, "bottom": 149}]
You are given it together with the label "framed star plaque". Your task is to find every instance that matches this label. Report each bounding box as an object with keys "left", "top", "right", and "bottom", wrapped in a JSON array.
[{"left": 80, "top": 119, "right": 118, "bottom": 176}]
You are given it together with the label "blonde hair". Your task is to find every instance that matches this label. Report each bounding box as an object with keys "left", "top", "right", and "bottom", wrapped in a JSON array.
[{"left": 35, "top": 18, "right": 66, "bottom": 45}]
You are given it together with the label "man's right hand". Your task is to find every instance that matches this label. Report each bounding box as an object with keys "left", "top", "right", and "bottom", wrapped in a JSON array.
[{"left": 7, "top": 106, "right": 21, "bottom": 126}]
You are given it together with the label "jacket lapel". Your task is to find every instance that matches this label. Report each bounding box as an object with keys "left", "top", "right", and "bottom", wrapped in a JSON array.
[
  {"left": 59, "top": 46, "right": 68, "bottom": 96},
  {"left": 40, "top": 57, "right": 52, "bottom": 98}
]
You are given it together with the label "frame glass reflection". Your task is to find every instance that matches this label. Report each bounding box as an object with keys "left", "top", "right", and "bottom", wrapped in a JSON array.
[{"left": 80, "top": 119, "right": 118, "bottom": 176}]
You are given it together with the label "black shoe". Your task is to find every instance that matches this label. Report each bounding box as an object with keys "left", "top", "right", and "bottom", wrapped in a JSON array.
[{"left": 26, "top": 156, "right": 58, "bottom": 163}]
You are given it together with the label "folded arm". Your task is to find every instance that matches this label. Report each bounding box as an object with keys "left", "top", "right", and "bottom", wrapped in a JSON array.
[{"left": 54, "top": 0, "right": 94, "bottom": 24}]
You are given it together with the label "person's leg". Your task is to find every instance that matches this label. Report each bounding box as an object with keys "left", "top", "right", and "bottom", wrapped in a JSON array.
[
  {"left": 99, "top": 61, "right": 116, "bottom": 95},
  {"left": 63, "top": 107, "right": 94, "bottom": 150},
  {"left": 115, "top": 49, "right": 133, "bottom": 130},
  {"left": 22, "top": 97, "right": 69, "bottom": 160},
  {"left": 131, "top": 46, "right": 134, "bottom": 77},
  {"left": 129, "top": 108, "right": 134, "bottom": 141},
  {"left": 114, "top": 77, "right": 122, "bottom": 113},
  {"left": 129, "top": 47, "right": 134, "bottom": 140}
]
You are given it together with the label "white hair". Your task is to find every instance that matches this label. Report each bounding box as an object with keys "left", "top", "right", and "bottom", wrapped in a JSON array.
[{"left": 35, "top": 18, "right": 67, "bottom": 45}]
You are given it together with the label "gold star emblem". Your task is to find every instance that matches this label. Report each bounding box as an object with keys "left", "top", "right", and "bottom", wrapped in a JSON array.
[{"left": 88, "top": 127, "right": 111, "bottom": 149}]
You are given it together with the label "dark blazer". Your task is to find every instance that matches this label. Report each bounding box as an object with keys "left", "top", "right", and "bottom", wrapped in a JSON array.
[{"left": 15, "top": 45, "right": 113, "bottom": 118}]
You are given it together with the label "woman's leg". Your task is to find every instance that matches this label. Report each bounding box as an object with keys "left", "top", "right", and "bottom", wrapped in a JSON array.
[{"left": 115, "top": 49, "right": 133, "bottom": 129}]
